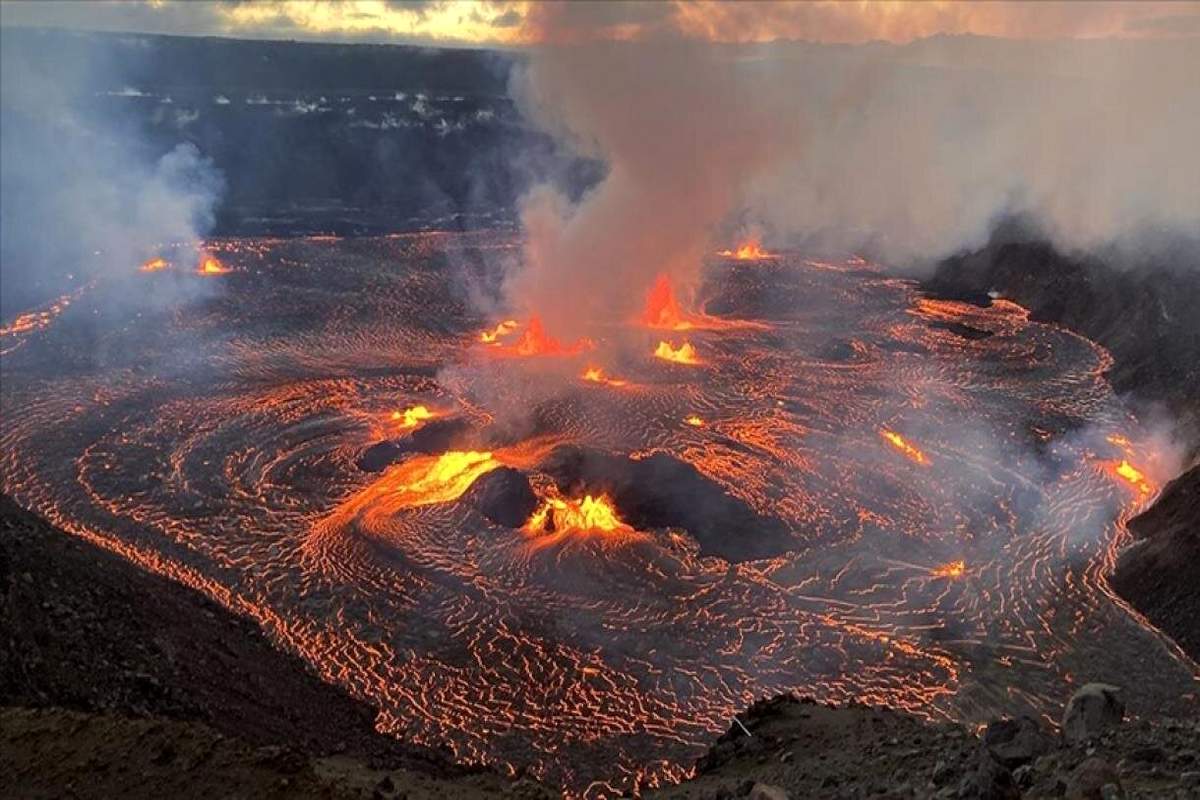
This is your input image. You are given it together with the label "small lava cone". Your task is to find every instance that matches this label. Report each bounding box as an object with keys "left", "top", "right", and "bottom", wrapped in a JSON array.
[
  {"left": 466, "top": 467, "right": 539, "bottom": 528},
  {"left": 357, "top": 417, "right": 477, "bottom": 473},
  {"left": 539, "top": 445, "right": 794, "bottom": 562}
]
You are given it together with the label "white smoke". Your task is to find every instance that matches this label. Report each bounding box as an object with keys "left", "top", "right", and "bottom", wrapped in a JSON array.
[
  {"left": 0, "top": 28, "right": 225, "bottom": 316},
  {"left": 507, "top": 32, "right": 1200, "bottom": 333}
]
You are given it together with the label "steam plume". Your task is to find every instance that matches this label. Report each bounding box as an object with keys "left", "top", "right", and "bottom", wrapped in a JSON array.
[
  {"left": 0, "top": 29, "right": 224, "bottom": 317},
  {"left": 507, "top": 24, "right": 1199, "bottom": 331}
]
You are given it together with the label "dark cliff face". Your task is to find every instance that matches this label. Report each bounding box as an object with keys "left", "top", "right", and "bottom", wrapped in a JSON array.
[
  {"left": 1109, "top": 465, "right": 1200, "bottom": 661},
  {"left": 925, "top": 236, "right": 1200, "bottom": 449}
]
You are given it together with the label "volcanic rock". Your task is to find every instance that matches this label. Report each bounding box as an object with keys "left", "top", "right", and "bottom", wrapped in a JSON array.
[
  {"left": 1065, "top": 757, "right": 1121, "bottom": 800},
  {"left": 1109, "top": 464, "right": 1200, "bottom": 661},
  {"left": 539, "top": 445, "right": 794, "bottom": 562},
  {"left": 358, "top": 441, "right": 405, "bottom": 472},
  {"left": 467, "top": 467, "right": 538, "bottom": 528},
  {"left": 1062, "top": 684, "right": 1125, "bottom": 745},
  {"left": 747, "top": 783, "right": 788, "bottom": 800},
  {"left": 925, "top": 231, "right": 1200, "bottom": 445},
  {"left": 982, "top": 716, "right": 1053, "bottom": 769},
  {"left": 957, "top": 748, "right": 1019, "bottom": 800}
]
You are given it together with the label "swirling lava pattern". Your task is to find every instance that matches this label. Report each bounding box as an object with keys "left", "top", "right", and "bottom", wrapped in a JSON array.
[{"left": 1, "top": 233, "right": 1195, "bottom": 797}]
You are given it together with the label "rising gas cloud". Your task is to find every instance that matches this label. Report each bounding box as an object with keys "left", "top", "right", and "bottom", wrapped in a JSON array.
[
  {"left": 0, "top": 28, "right": 224, "bottom": 317},
  {"left": 506, "top": 15, "right": 1199, "bottom": 335}
]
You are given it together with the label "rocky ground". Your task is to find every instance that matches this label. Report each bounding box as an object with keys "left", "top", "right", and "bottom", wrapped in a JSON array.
[
  {"left": 1109, "top": 465, "right": 1200, "bottom": 662},
  {"left": 648, "top": 693, "right": 1200, "bottom": 800}
]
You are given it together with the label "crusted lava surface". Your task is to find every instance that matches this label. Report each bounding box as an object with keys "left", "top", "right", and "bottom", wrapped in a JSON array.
[{"left": 2, "top": 234, "right": 1196, "bottom": 794}]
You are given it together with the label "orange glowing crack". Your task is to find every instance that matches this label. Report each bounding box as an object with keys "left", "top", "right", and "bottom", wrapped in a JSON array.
[
  {"left": 880, "top": 429, "right": 930, "bottom": 465},
  {"left": 684, "top": 415, "right": 705, "bottom": 427},
  {"left": 140, "top": 257, "right": 169, "bottom": 273},
  {"left": 654, "top": 340, "right": 701, "bottom": 365}
]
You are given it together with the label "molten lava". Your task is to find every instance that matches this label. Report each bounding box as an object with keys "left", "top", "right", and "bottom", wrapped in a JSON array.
[
  {"left": 932, "top": 560, "right": 966, "bottom": 579},
  {"left": 479, "top": 319, "right": 519, "bottom": 345},
  {"left": 1110, "top": 459, "right": 1153, "bottom": 496},
  {"left": 390, "top": 405, "right": 435, "bottom": 429},
  {"left": 488, "top": 317, "right": 591, "bottom": 357},
  {"left": 718, "top": 241, "right": 774, "bottom": 260},
  {"left": 654, "top": 340, "right": 701, "bottom": 365},
  {"left": 525, "top": 493, "right": 628, "bottom": 536},
  {"left": 880, "top": 429, "right": 930, "bottom": 465},
  {"left": 140, "top": 257, "right": 169, "bottom": 273},
  {"left": 684, "top": 415, "right": 705, "bottom": 427},
  {"left": 581, "top": 366, "right": 628, "bottom": 387},
  {"left": 198, "top": 255, "right": 230, "bottom": 275},
  {"left": 642, "top": 274, "right": 692, "bottom": 330},
  {"left": 391, "top": 450, "right": 501, "bottom": 507}
]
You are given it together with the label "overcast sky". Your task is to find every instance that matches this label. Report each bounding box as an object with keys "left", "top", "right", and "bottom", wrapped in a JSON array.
[{"left": 2, "top": 0, "right": 1199, "bottom": 47}]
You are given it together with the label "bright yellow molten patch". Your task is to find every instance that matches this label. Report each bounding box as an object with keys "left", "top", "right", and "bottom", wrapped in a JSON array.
[
  {"left": 525, "top": 494, "right": 627, "bottom": 535},
  {"left": 390, "top": 450, "right": 501, "bottom": 507},
  {"left": 880, "top": 429, "right": 929, "bottom": 466},
  {"left": 390, "top": 405, "right": 435, "bottom": 429},
  {"left": 654, "top": 340, "right": 700, "bottom": 365}
]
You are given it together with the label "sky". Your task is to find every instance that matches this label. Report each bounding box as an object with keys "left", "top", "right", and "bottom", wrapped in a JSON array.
[{"left": 2, "top": 0, "right": 1199, "bottom": 47}]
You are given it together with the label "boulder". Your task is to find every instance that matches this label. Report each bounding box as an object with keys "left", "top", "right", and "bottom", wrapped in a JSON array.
[
  {"left": 748, "top": 783, "right": 789, "bottom": 800},
  {"left": 957, "top": 750, "right": 1019, "bottom": 800},
  {"left": 983, "top": 716, "right": 1054, "bottom": 769},
  {"left": 467, "top": 467, "right": 538, "bottom": 528},
  {"left": 1062, "top": 684, "right": 1124, "bottom": 745},
  {"left": 1065, "top": 757, "right": 1121, "bottom": 800}
]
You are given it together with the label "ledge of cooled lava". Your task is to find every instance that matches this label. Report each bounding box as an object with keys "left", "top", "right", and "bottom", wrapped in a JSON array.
[
  {"left": 924, "top": 229, "right": 1200, "bottom": 449},
  {"left": 649, "top": 692, "right": 1200, "bottom": 800},
  {"left": 1109, "top": 464, "right": 1200, "bottom": 662},
  {"left": 0, "top": 494, "right": 551, "bottom": 800}
]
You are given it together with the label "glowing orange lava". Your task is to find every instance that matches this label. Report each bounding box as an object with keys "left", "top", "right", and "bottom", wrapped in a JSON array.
[
  {"left": 494, "top": 316, "right": 591, "bottom": 357},
  {"left": 931, "top": 560, "right": 966, "bottom": 579},
  {"left": 654, "top": 340, "right": 701, "bottom": 365},
  {"left": 198, "top": 255, "right": 230, "bottom": 275},
  {"left": 581, "top": 366, "right": 628, "bottom": 387},
  {"left": 684, "top": 415, "right": 705, "bottom": 427},
  {"left": 880, "top": 429, "right": 930, "bottom": 466},
  {"left": 479, "top": 319, "right": 519, "bottom": 344},
  {"left": 525, "top": 493, "right": 627, "bottom": 536},
  {"left": 140, "top": 257, "right": 169, "bottom": 273},
  {"left": 643, "top": 274, "right": 692, "bottom": 330},
  {"left": 1109, "top": 459, "right": 1153, "bottom": 496},
  {"left": 718, "top": 242, "right": 774, "bottom": 260},
  {"left": 390, "top": 405, "right": 435, "bottom": 429},
  {"left": 389, "top": 450, "right": 501, "bottom": 507}
]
